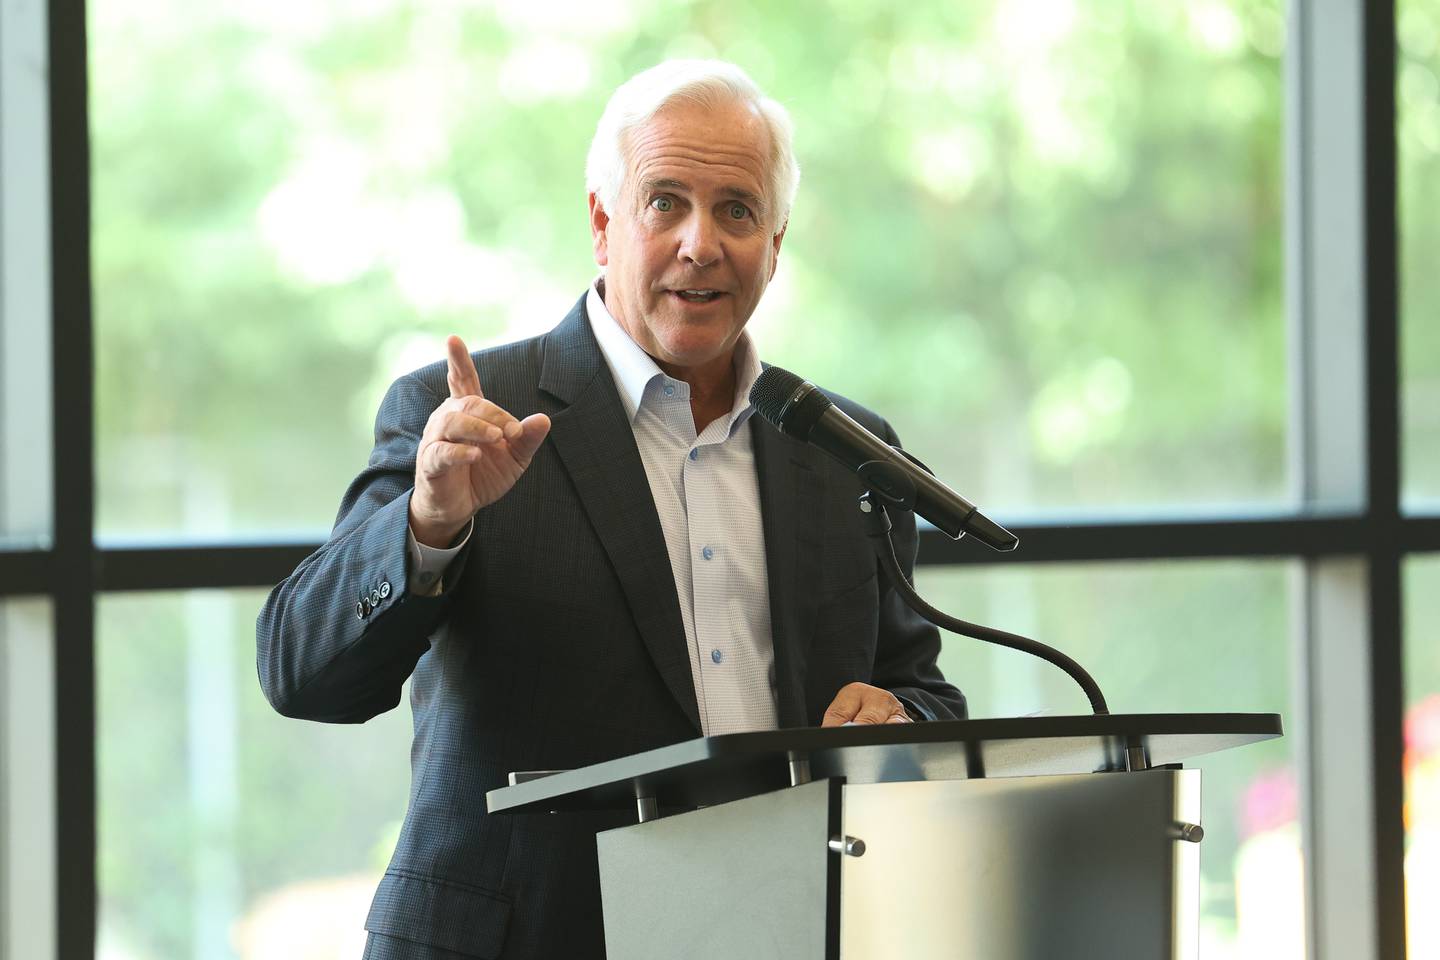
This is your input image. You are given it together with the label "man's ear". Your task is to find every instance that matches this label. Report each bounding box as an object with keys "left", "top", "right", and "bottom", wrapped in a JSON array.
[
  {"left": 769, "top": 218, "right": 788, "bottom": 275},
  {"left": 588, "top": 192, "right": 609, "bottom": 267}
]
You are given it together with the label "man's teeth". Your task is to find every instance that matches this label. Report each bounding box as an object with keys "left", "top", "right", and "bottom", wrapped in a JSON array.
[{"left": 676, "top": 290, "right": 720, "bottom": 302}]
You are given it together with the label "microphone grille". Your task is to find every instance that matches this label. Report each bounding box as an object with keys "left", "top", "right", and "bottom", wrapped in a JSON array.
[
  {"left": 749, "top": 366, "right": 806, "bottom": 425},
  {"left": 750, "top": 366, "right": 832, "bottom": 439}
]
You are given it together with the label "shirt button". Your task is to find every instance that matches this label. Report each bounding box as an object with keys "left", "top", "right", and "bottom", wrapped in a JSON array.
[
  {"left": 663, "top": 384, "right": 675, "bottom": 397},
  {"left": 701, "top": 546, "right": 714, "bottom": 560},
  {"left": 688, "top": 448, "right": 699, "bottom": 461},
  {"left": 711, "top": 649, "right": 724, "bottom": 664}
]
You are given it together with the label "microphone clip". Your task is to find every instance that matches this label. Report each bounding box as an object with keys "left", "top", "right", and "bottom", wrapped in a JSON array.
[
  {"left": 855, "top": 455, "right": 919, "bottom": 513},
  {"left": 857, "top": 490, "right": 895, "bottom": 537}
]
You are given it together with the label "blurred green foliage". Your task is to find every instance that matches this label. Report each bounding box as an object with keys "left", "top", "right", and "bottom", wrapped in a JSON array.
[
  {"left": 91, "top": 0, "right": 1288, "bottom": 539},
  {"left": 87, "top": 0, "right": 1318, "bottom": 956},
  {"left": 1407, "top": 555, "right": 1440, "bottom": 726},
  {"left": 1401, "top": 0, "right": 1440, "bottom": 505},
  {"left": 98, "top": 592, "right": 413, "bottom": 957}
]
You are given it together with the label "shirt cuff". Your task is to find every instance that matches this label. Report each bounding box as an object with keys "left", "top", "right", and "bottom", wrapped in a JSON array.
[
  {"left": 895, "top": 694, "right": 930, "bottom": 723},
  {"left": 406, "top": 518, "right": 473, "bottom": 596}
]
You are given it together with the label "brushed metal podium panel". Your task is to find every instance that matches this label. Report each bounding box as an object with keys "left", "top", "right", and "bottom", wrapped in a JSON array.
[
  {"left": 840, "top": 770, "right": 1201, "bottom": 960},
  {"left": 596, "top": 778, "right": 841, "bottom": 960}
]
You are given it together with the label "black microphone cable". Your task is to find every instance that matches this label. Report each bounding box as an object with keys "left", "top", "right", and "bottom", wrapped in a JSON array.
[{"left": 860, "top": 493, "right": 1110, "bottom": 716}]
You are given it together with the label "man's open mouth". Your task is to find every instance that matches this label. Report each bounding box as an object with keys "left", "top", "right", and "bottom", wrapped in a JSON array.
[{"left": 670, "top": 289, "right": 724, "bottom": 304}]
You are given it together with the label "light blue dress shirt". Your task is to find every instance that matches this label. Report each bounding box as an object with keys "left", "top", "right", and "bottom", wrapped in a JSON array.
[{"left": 584, "top": 283, "right": 780, "bottom": 735}]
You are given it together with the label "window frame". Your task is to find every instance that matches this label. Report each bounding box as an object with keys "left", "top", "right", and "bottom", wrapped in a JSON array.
[{"left": 0, "top": 0, "right": 1422, "bottom": 956}]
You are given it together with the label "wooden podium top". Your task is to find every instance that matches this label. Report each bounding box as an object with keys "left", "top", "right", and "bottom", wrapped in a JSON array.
[{"left": 486, "top": 712, "right": 1282, "bottom": 816}]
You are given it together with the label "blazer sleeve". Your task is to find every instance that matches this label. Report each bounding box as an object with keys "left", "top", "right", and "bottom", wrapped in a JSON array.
[
  {"left": 255, "top": 371, "right": 469, "bottom": 723},
  {"left": 867, "top": 418, "right": 969, "bottom": 722}
]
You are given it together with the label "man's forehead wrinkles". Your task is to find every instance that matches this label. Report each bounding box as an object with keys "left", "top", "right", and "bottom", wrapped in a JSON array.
[
  {"left": 620, "top": 105, "right": 776, "bottom": 214},
  {"left": 632, "top": 153, "right": 768, "bottom": 193},
  {"left": 627, "top": 126, "right": 766, "bottom": 161},
  {"left": 634, "top": 136, "right": 764, "bottom": 162},
  {"left": 637, "top": 172, "right": 764, "bottom": 196}
]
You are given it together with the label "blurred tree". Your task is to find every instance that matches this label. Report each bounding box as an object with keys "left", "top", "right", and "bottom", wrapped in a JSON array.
[
  {"left": 1401, "top": 0, "right": 1440, "bottom": 504},
  {"left": 89, "top": 0, "right": 1297, "bottom": 956},
  {"left": 91, "top": 0, "right": 1287, "bottom": 540}
]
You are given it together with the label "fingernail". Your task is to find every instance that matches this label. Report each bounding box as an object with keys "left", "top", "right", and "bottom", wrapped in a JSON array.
[
  {"left": 503, "top": 421, "right": 522, "bottom": 440},
  {"left": 487, "top": 426, "right": 503, "bottom": 441}
]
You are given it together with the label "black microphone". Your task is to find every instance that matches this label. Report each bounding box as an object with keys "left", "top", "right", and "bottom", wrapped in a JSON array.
[{"left": 749, "top": 366, "right": 1018, "bottom": 552}]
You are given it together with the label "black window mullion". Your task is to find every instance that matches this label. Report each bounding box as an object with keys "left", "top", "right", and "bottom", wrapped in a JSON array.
[
  {"left": 1363, "top": 0, "right": 1406, "bottom": 956},
  {"left": 50, "top": 0, "right": 1424, "bottom": 957},
  {"left": 49, "top": 0, "right": 95, "bottom": 955},
  {"left": 0, "top": 552, "right": 56, "bottom": 596}
]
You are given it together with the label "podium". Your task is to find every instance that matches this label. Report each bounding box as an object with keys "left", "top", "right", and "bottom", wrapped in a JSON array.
[{"left": 487, "top": 713, "right": 1281, "bottom": 960}]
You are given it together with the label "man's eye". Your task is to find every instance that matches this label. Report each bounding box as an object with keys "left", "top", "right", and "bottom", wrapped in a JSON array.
[
  {"left": 651, "top": 196, "right": 674, "bottom": 212},
  {"left": 728, "top": 202, "right": 751, "bottom": 220}
]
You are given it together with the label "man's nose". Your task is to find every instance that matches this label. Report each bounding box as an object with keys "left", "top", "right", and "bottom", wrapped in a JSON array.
[{"left": 677, "top": 212, "right": 722, "bottom": 267}]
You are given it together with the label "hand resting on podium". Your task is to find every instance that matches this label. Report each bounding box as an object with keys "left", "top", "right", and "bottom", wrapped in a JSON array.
[{"left": 821, "top": 681, "right": 915, "bottom": 725}]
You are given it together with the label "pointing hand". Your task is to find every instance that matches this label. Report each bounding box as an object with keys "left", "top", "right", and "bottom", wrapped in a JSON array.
[{"left": 409, "top": 336, "right": 551, "bottom": 547}]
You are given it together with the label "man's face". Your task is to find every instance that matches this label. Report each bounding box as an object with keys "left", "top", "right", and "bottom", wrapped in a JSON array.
[{"left": 589, "top": 98, "right": 786, "bottom": 379}]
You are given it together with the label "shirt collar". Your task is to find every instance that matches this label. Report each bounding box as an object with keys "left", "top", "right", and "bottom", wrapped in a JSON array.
[{"left": 585, "top": 280, "right": 762, "bottom": 432}]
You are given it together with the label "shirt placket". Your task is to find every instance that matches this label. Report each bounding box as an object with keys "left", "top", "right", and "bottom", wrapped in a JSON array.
[
  {"left": 652, "top": 381, "right": 712, "bottom": 728},
  {"left": 686, "top": 417, "right": 736, "bottom": 724}
]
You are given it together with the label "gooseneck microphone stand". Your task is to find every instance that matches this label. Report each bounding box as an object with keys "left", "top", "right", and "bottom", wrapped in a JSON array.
[{"left": 855, "top": 460, "right": 1110, "bottom": 716}]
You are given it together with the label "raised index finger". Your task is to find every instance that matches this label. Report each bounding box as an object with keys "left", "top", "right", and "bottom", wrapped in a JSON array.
[{"left": 446, "top": 335, "right": 484, "bottom": 399}]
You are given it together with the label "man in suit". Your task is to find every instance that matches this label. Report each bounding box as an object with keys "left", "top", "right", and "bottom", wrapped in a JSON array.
[{"left": 257, "top": 59, "right": 965, "bottom": 959}]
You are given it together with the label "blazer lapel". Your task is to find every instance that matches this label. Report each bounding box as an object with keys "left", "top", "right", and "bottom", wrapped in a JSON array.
[
  {"left": 751, "top": 415, "right": 824, "bottom": 728},
  {"left": 538, "top": 299, "right": 701, "bottom": 732}
]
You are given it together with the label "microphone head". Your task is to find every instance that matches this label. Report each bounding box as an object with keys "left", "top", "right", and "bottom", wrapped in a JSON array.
[{"left": 749, "top": 366, "right": 833, "bottom": 440}]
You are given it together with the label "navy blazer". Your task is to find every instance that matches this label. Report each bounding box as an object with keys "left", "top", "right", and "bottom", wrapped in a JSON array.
[{"left": 256, "top": 295, "right": 965, "bottom": 959}]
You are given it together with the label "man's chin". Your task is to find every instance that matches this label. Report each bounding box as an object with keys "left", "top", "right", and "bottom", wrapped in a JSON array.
[
  {"left": 657, "top": 347, "right": 730, "bottom": 373},
  {"left": 648, "top": 315, "right": 741, "bottom": 355},
  {"left": 649, "top": 332, "right": 740, "bottom": 374}
]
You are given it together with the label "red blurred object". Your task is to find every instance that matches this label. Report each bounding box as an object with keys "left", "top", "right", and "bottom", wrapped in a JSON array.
[
  {"left": 1405, "top": 694, "right": 1440, "bottom": 773},
  {"left": 1241, "top": 766, "right": 1298, "bottom": 838}
]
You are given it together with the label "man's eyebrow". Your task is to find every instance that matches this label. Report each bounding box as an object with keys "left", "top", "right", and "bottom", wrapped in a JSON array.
[
  {"left": 641, "top": 177, "right": 689, "bottom": 194},
  {"left": 721, "top": 187, "right": 767, "bottom": 214}
]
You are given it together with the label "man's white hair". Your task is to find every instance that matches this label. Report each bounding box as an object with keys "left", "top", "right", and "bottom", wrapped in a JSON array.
[{"left": 585, "top": 59, "right": 800, "bottom": 232}]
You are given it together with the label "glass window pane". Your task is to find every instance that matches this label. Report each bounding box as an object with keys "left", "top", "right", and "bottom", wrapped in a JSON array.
[
  {"left": 1, "top": 598, "right": 56, "bottom": 960},
  {"left": 762, "top": 4, "right": 1287, "bottom": 515},
  {"left": 916, "top": 559, "right": 1301, "bottom": 958},
  {"left": 1405, "top": 556, "right": 1440, "bottom": 956},
  {"left": 91, "top": 0, "right": 1286, "bottom": 539},
  {"left": 1, "top": 0, "right": 53, "bottom": 547},
  {"left": 98, "top": 591, "right": 412, "bottom": 958},
  {"left": 1402, "top": 0, "right": 1440, "bottom": 510}
]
